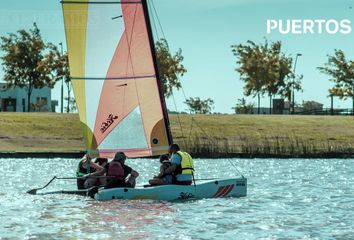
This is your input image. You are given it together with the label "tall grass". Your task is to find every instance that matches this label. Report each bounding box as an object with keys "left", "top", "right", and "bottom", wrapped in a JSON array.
[
  {"left": 0, "top": 113, "right": 353, "bottom": 157},
  {"left": 170, "top": 114, "right": 354, "bottom": 158},
  {"left": 177, "top": 133, "right": 354, "bottom": 158}
]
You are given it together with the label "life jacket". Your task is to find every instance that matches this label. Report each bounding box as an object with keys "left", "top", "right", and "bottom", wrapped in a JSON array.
[
  {"left": 107, "top": 161, "right": 125, "bottom": 181},
  {"left": 175, "top": 151, "right": 194, "bottom": 175},
  {"left": 76, "top": 160, "right": 95, "bottom": 177}
]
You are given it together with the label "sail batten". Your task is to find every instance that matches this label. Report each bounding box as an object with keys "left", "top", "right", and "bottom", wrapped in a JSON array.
[
  {"left": 61, "top": 1, "right": 142, "bottom": 5},
  {"left": 88, "top": 146, "right": 169, "bottom": 154},
  {"left": 63, "top": 0, "right": 171, "bottom": 158},
  {"left": 70, "top": 75, "right": 156, "bottom": 80}
]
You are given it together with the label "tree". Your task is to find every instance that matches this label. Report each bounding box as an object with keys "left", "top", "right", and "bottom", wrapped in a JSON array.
[
  {"left": 0, "top": 23, "right": 60, "bottom": 112},
  {"left": 31, "top": 98, "right": 48, "bottom": 112},
  {"left": 231, "top": 39, "right": 302, "bottom": 114},
  {"left": 232, "top": 98, "right": 254, "bottom": 114},
  {"left": 318, "top": 49, "right": 354, "bottom": 114},
  {"left": 50, "top": 50, "right": 71, "bottom": 113},
  {"left": 301, "top": 100, "right": 323, "bottom": 113},
  {"left": 65, "top": 97, "right": 77, "bottom": 113},
  {"left": 63, "top": 55, "right": 72, "bottom": 113},
  {"left": 231, "top": 40, "right": 265, "bottom": 114},
  {"left": 184, "top": 97, "right": 214, "bottom": 114},
  {"left": 156, "top": 38, "right": 187, "bottom": 98}
]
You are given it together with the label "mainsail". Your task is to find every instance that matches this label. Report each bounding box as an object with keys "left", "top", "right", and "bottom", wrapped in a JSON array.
[{"left": 62, "top": 0, "right": 172, "bottom": 158}]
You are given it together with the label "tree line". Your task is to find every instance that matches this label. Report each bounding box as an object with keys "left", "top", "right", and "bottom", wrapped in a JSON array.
[
  {"left": 231, "top": 40, "right": 354, "bottom": 115},
  {"left": 0, "top": 24, "right": 353, "bottom": 114},
  {"left": 0, "top": 24, "right": 72, "bottom": 112}
]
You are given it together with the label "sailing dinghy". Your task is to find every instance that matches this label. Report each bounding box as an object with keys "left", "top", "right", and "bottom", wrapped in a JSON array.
[{"left": 62, "top": 0, "right": 247, "bottom": 201}]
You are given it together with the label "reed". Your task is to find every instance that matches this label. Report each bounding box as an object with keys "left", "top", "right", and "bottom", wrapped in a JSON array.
[
  {"left": 0, "top": 113, "right": 353, "bottom": 157},
  {"left": 178, "top": 133, "right": 354, "bottom": 158},
  {"left": 171, "top": 114, "right": 354, "bottom": 158}
]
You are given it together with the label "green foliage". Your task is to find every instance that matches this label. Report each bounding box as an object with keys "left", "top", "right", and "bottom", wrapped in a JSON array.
[
  {"left": 65, "top": 97, "right": 77, "bottom": 113},
  {"left": 232, "top": 98, "right": 254, "bottom": 114},
  {"left": 155, "top": 38, "right": 187, "bottom": 98},
  {"left": 0, "top": 23, "right": 61, "bottom": 112},
  {"left": 52, "top": 50, "right": 71, "bottom": 113},
  {"left": 31, "top": 98, "right": 48, "bottom": 112},
  {"left": 63, "top": 54, "right": 72, "bottom": 114},
  {"left": 184, "top": 97, "right": 214, "bottom": 114},
  {"left": 301, "top": 101, "right": 323, "bottom": 112},
  {"left": 318, "top": 49, "right": 354, "bottom": 99},
  {"left": 231, "top": 39, "right": 303, "bottom": 102}
]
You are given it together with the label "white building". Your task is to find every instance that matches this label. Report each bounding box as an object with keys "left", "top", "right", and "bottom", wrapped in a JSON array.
[{"left": 0, "top": 83, "right": 56, "bottom": 112}]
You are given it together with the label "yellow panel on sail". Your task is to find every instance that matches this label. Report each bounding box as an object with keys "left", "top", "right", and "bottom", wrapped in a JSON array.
[{"left": 62, "top": 0, "right": 94, "bottom": 150}]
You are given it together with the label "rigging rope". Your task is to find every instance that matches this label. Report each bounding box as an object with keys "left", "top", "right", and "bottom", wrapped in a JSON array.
[
  {"left": 148, "top": 0, "right": 219, "bottom": 149},
  {"left": 148, "top": 0, "right": 159, "bottom": 40},
  {"left": 149, "top": 0, "right": 187, "bottom": 148},
  {"left": 151, "top": 0, "right": 166, "bottom": 40},
  {"left": 181, "top": 86, "right": 218, "bottom": 147},
  {"left": 171, "top": 91, "right": 187, "bottom": 148},
  {"left": 148, "top": 1, "right": 245, "bottom": 178}
]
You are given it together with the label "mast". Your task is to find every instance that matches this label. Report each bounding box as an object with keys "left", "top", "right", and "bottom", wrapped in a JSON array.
[{"left": 141, "top": 0, "right": 173, "bottom": 146}]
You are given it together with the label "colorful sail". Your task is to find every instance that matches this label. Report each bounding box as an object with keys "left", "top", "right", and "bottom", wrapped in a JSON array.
[{"left": 62, "top": 0, "right": 171, "bottom": 158}]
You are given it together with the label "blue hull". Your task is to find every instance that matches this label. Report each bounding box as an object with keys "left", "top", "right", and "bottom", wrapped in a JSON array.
[{"left": 95, "top": 178, "right": 247, "bottom": 201}]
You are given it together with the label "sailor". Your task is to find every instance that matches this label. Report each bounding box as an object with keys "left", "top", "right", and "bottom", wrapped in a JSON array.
[
  {"left": 148, "top": 154, "right": 173, "bottom": 186},
  {"left": 88, "top": 152, "right": 139, "bottom": 189},
  {"left": 94, "top": 157, "right": 108, "bottom": 167},
  {"left": 93, "top": 157, "right": 109, "bottom": 186},
  {"left": 164, "top": 144, "right": 195, "bottom": 185},
  {"left": 76, "top": 154, "right": 104, "bottom": 189}
]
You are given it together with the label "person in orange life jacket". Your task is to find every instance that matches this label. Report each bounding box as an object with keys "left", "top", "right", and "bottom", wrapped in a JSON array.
[
  {"left": 76, "top": 154, "right": 104, "bottom": 189},
  {"left": 89, "top": 152, "right": 139, "bottom": 189},
  {"left": 163, "top": 144, "right": 194, "bottom": 185},
  {"left": 148, "top": 154, "right": 173, "bottom": 186}
]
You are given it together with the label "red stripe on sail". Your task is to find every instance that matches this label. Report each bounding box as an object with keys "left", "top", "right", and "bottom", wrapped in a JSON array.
[{"left": 220, "top": 184, "right": 235, "bottom": 198}]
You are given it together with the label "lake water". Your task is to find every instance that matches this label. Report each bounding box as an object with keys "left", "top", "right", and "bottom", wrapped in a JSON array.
[{"left": 0, "top": 158, "right": 353, "bottom": 239}]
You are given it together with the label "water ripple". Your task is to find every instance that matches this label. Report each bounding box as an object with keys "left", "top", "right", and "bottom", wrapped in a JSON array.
[{"left": 0, "top": 158, "right": 353, "bottom": 239}]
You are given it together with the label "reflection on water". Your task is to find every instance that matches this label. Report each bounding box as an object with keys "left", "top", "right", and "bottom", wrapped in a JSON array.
[
  {"left": 0, "top": 158, "right": 353, "bottom": 239},
  {"left": 82, "top": 200, "right": 178, "bottom": 239}
]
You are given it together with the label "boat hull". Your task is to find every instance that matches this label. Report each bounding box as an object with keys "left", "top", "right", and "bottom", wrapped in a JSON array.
[{"left": 94, "top": 178, "right": 247, "bottom": 201}]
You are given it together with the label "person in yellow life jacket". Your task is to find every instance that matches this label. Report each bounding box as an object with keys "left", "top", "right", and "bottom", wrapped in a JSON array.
[
  {"left": 76, "top": 154, "right": 104, "bottom": 189},
  {"left": 164, "top": 144, "right": 195, "bottom": 185}
]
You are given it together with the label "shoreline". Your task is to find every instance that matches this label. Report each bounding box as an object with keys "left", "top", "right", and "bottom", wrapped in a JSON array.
[
  {"left": 0, "top": 151, "right": 352, "bottom": 159},
  {"left": 0, "top": 113, "right": 353, "bottom": 159}
]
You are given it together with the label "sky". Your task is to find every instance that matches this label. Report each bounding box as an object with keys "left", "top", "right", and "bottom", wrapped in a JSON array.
[{"left": 0, "top": 0, "right": 353, "bottom": 113}]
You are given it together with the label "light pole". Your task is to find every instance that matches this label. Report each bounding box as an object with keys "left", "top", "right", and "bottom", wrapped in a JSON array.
[
  {"left": 292, "top": 53, "right": 302, "bottom": 114},
  {"left": 59, "top": 42, "right": 64, "bottom": 113}
]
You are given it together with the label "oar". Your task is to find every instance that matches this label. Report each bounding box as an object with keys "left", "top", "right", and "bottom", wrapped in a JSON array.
[
  {"left": 27, "top": 176, "right": 115, "bottom": 195},
  {"left": 27, "top": 176, "right": 58, "bottom": 195}
]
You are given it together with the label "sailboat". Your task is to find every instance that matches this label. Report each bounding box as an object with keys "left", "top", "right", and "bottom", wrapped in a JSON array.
[{"left": 62, "top": 0, "right": 247, "bottom": 201}]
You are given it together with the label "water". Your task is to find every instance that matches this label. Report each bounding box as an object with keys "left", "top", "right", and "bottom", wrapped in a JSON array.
[{"left": 0, "top": 158, "right": 353, "bottom": 239}]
